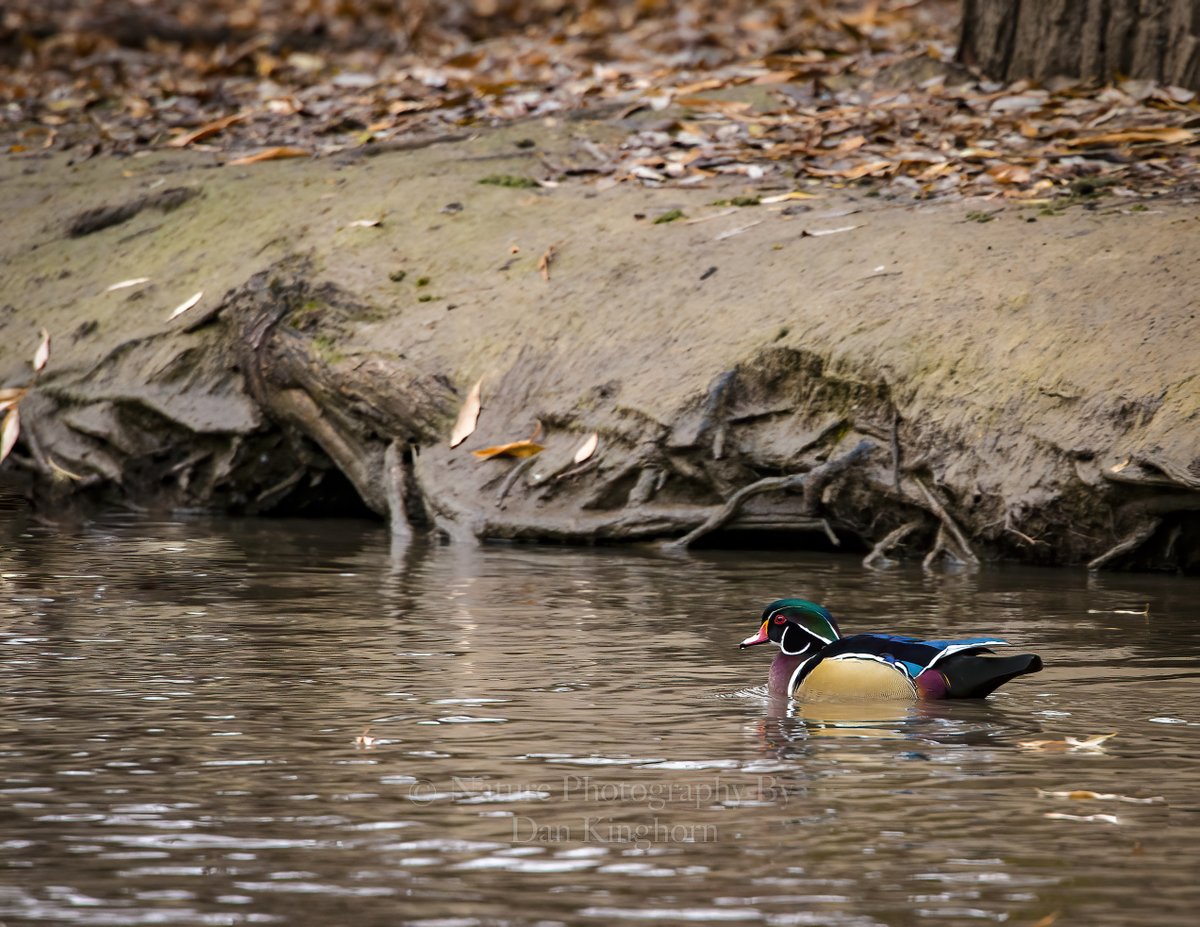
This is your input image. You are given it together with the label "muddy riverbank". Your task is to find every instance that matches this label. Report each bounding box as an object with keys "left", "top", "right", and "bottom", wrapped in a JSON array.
[{"left": 1, "top": 118, "right": 1198, "bottom": 571}]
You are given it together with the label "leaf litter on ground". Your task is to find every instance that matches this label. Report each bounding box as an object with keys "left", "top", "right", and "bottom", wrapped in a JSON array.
[{"left": 2, "top": 1, "right": 1197, "bottom": 205}]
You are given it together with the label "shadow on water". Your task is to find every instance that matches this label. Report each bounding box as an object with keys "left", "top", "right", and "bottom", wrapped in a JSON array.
[{"left": 0, "top": 511, "right": 1197, "bottom": 926}]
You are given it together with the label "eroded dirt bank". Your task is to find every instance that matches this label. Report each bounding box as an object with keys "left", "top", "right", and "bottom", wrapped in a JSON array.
[{"left": 1, "top": 120, "right": 1198, "bottom": 571}]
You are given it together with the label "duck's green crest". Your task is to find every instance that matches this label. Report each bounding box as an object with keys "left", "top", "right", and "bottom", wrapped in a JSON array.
[{"left": 761, "top": 598, "right": 841, "bottom": 643}]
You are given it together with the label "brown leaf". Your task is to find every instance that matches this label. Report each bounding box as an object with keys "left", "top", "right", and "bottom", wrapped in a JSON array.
[
  {"left": 988, "top": 163, "right": 1032, "bottom": 184},
  {"left": 1063, "top": 127, "right": 1194, "bottom": 148},
  {"left": 449, "top": 378, "right": 483, "bottom": 448},
  {"left": 1031, "top": 912, "right": 1060, "bottom": 927},
  {"left": 227, "top": 146, "right": 311, "bottom": 165},
  {"left": 166, "top": 112, "right": 250, "bottom": 148},
  {"left": 32, "top": 329, "right": 50, "bottom": 373},
  {"left": 1, "top": 407, "right": 19, "bottom": 464},
  {"left": 473, "top": 440, "right": 545, "bottom": 460}
]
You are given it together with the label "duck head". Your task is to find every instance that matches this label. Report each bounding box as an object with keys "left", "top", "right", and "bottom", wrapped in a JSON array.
[{"left": 738, "top": 598, "right": 842, "bottom": 657}]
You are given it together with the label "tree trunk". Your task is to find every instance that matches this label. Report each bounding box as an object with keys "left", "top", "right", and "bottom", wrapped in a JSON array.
[{"left": 959, "top": 0, "right": 1200, "bottom": 90}]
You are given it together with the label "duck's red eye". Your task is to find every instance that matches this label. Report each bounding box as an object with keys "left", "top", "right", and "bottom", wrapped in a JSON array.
[{"left": 773, "top": 615, "right": 786, "bottom": 625}]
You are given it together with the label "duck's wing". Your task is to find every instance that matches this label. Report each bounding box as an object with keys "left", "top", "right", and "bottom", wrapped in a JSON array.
[{"left": 828, "top": 633, "right": 1006, "bottom": 678}]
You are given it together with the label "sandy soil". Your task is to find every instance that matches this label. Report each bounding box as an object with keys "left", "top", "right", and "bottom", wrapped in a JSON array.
[{"left": 1, "top": 117, "right": 1197, "bottom": 570}]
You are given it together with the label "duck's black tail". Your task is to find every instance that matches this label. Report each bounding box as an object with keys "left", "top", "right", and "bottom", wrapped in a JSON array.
[{"left": 940, "top": 652, "right": 1043, "bottom": 698}]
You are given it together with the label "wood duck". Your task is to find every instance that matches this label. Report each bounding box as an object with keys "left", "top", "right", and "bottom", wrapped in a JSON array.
[{"left": 739, "top": 598, "right": 1043, "bottom": 701}]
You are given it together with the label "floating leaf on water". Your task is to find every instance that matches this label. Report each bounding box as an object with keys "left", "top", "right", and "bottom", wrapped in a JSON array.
[
  {"left": 105, "top": 277, "right": 151, "bottom": 292},
  {"left": 1044, "top": 811, "right": 1121, "bottom": 825},
  {"left": 169, "top": 291, "right": 204, "bottom": 320},
  {"left": 1018, "top": 732, "right": 1117, "bottom": 752},
  {"left": 449, "top": 378, "right": 483, "bottom": 448},
  {"left": 227, "top": 146, "right": 311, "bottom": 165},
  {"left": 473, "top": 440, "right": 545, "bottom": 460},
  {"left": 1031, "top": 911, "right": 1061, "bottom": 927},
  {"left": 573, "top": 432, "right": 599, "bottom": 464},
  {"left": 1036, "top": 788, "right": 1164, "bottom": 804},
  {"left": 354, "top": 727, "right": 377, "bottom": 749},
  {"left": 0, "top": 407, "right": 19, "bottom": 464}
]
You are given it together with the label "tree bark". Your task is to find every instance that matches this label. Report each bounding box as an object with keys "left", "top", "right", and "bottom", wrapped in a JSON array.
[{"left": 959, "top": 0, "right": 1200, "bottom": 91}]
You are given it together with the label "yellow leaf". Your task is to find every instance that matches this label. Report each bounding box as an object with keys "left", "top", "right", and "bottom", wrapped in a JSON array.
[
  {"left": 32, "top": 328, "right": 50, "bottom": 373},
  {"left": 473, "top": 440, "right": 544, "bottom": 460},
  {"left": 1, "top": 407, "right": 19, "bottom": 464},
  {"left": 450, "top": 378, "right": 483, "bottom": 448},
  {"left": 573, "top": 432, "right": 599, "bottom": 464},
  {"left": 1063, "top": 127, "right": 1194, "bottom": 148},
  {"left": 227, "top": 146, "right": 311, "bottom": 165}
]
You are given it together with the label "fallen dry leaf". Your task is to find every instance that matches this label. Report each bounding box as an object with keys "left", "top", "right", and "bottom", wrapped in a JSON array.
[
  {"left": 1063, "top": 127, "right": 1194, "bottom": 148},
  {"left": 760, "top": 191, "right": 821, "bottom": 204},
  {"left": 105, "top": 277, "right": 151, "bottom": 292},
  {"left": 449, "top": 378, "right": 483, "bottom": 448},
  {"left": 988, "top": 163, "right": 1033, "bottom": 184},
  {"left": 1031, "top": 912, "right": 1060, "bottom": 927},
  {"left": 347, "top": 218, "right": 382, "bottom": 228},
  {"left": 32, "top": 329, "right": 50, "bottom": 373},
  {"left": 227, "top": 146, "right": 311, "bottom": 165},
  {"left": 537, "top": 244, "right": 556, "bottom": 281},
  {"left": 473, "top": 439, "right": 545, "bottom": 460},
  {"left": 166, "top": 112, "right": 249, "bottom": 148},
  {"left": 168, "top": 291, "right": 204, "bottom": 320},
  {"left": 0, "top": 407, "right": 19, "bottom": 464},
  {"left": 573, "top": 432, "right": 599, "bottom": 464},
  {"left": 0, "top": 387, "right": 27, "bottom": 412},
  {"left": 804, "top": 223, "right": 864, "bottom": 237}
]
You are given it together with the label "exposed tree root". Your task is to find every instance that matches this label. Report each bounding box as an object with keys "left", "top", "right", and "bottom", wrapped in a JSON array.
[
  {"left": 663, "top": 440, "right": 874, "bottom": 550},
  {"left": 910, "top": 476, "right": 980, "bottom": 566},
  {"left": 1088, "top": 518, "right": 1162, "bottom": 571},
  {"left": 863, "top": 519, "right": 921, "bottom": 569}
]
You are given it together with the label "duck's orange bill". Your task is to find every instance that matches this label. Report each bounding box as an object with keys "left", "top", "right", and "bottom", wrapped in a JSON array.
[{"left": 739, "top": 620, "right": 770, "bottom": 649}]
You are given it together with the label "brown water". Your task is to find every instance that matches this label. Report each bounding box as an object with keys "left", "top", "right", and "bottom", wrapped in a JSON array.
[{"left": 1, "top": 513, "right": 1198, "bottom": 927}]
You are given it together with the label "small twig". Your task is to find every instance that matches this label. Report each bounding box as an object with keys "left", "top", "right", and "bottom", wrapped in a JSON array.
[
  {"left": 495, "top": 455, "right": 538, "bottom": 507},
  {"left": 863, "top": 519, "right": 921, "bottom": 569},
  {"left": 1088, "top": 518, "right": 1161, "bottom": 571}
]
